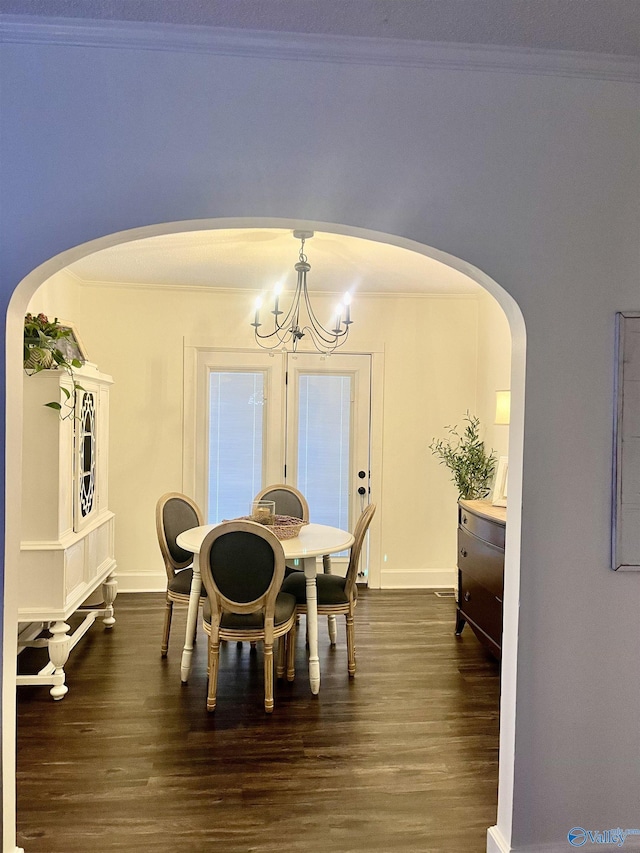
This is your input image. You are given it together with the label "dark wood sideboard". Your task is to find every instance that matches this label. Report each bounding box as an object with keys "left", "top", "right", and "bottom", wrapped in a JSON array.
[{"left": 455, "top": 499, "right": 506, "bottom": 658}]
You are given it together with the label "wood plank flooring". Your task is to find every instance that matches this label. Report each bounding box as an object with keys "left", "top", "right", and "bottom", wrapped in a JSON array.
[{"left": 16, "top": 589, "right": 500, "bottom": 853}]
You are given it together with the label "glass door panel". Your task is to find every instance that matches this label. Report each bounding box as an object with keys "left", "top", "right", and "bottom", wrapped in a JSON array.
[
  {"left": 208, "top": 371, "right": 265, "bottom": 523},
  {"left": 195, "top": 350, "right": 285, "bottom": 523},
  {"left": 296, "top": 373, "right": 351, "bottom": 531}
]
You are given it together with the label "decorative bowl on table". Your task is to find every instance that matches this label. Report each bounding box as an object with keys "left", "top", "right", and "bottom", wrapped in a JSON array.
[
  {"left": 271, "top": 515, "right": 308, "bottom": 540},
  {"left": 231, "top": 513, "right": 307, "bottom": 540}
]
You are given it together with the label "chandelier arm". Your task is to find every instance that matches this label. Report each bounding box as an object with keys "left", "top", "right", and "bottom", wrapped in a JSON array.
[
  {"left": 254, "top": 327, "right": 293, "bottom": 350},
  {"left": 272, "top": 286, "right": 298, "bottom": 333},
  {"left": 300, "top": 280, "right": 343, "bottom": 342},
  {"left": 302, "top": 322, "right": 350, "bottom": 352}
]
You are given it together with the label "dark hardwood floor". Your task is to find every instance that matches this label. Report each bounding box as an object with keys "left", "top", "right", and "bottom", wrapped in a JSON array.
[{"left": 16, "top": 589, "right": 500, "bottom": 853}]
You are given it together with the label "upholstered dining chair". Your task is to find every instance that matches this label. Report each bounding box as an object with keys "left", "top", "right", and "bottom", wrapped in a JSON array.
[
  {"left": 253, "top": 483, "right": 309, "bottom": 522},
  {"left": 200, "top": 520, "right": 297, "bottom": 713},
  {"left": 156, "top": 492, "right": 206, "bottom": 657},
  {"left": 280, "top": 503, "right": 377, "bottom": 677},
  {"left": 253, "top": 483, "right": 316, "bottom": 576}
]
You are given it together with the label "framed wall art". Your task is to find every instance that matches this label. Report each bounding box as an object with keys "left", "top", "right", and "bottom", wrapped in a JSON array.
[
  {"left": 56, "top": 320, "right": 89, "bottom": 364},
  {"left": 612, "top": 311, "right": 640, "bottom": 571}
]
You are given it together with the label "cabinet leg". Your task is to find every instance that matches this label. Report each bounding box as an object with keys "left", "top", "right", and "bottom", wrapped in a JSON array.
[
  {"left": 48, "top": 621, "right": 71, "bottom": 700},
  {"left": 455, "top": 609, "right": 467, "bottom": 636},
  {"left": 102, "top": 570, "right": 118, "bottom": 628}
]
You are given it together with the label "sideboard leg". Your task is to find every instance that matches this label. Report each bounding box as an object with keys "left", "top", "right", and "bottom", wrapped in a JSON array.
[
  {"left": 102, "top": 570, "right": 118, "bottom": 628},
  {"left": 48, "top": 621, "right": 71, "bottom": 700},
  {"left": 455, "top": 609, "right": 467, "bottom": 636}
]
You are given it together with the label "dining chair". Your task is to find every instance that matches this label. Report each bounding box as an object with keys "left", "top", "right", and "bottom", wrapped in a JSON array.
[
  {"left": 253, "top": 483, "right": 318, "bottom": 576},
  {"left": 253, "top": 483, "right": 309, "bottom": 521},
  {"left": 200, "top": 520, "right": 297, "bottom": 713},
  {"left": 280, "top": 503, "right": 376, "bottom": 676},
  {"left": 156, "top": 492, "right": 207, "bottom": 657}
]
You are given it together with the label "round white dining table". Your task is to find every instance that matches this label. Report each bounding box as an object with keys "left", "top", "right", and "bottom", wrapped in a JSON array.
[{"left": 176, "top": 522, "right": 355, "bottom": 694}]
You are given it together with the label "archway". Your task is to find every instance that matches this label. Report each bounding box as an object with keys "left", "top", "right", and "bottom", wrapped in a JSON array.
[{"left": 4, "top": 217, "right": 526, "bottom": 852}]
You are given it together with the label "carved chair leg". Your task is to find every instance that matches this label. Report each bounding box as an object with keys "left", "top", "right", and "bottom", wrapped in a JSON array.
[
  {"left": 286, "top": 622, "right": 296, "bottom": 682},
  {"left": 264, "top": 642, "right": 274, "bottom": 713},
  {"left": 346, "top": 613, "right": 356, "bottom": 677},
  {"left": 276, "top": 634, "right": 286, "bottom": 679},
  {"left": 161, "top": 598, "right": 173, "bottom": 657},
  {"left": 207, "top": 636, "right": 220, "bottom": 712}
]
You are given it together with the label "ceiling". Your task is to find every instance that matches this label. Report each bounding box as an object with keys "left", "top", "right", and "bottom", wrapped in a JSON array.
[
  {"left": 68, "top": 229, "right": 482, "bottom": 296},
  {"left": 4, "top": 0, "right": 640, "bottom": 57}
]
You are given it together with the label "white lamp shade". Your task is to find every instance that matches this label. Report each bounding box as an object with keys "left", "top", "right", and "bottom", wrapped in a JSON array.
[{"left": 495, "top": 390, "right": 511, "bottom": 425}]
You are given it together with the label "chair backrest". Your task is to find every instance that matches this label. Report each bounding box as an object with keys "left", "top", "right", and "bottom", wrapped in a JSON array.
[
  {"left": 199, "top": 520, "right": 286, "bottom": 619},
  {"left": 156, "top": 492, "right": 204, "bottom": 580},
  {"left": 253, "top": 484, "right": 309, "bottom": 522},
  {"left": 344, "top": 504, "right": 377, "bottom": 598}
]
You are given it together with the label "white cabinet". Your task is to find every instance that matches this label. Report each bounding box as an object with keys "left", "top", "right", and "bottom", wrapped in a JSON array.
[{"left": 17, "top": 363, "right": 117, "bottom": 699}]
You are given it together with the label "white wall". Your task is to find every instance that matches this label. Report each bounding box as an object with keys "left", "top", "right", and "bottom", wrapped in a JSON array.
[
  {"left": 31, "top": 276, "right": 497, "bottom": 591},
  {"left": 2, "top": 18, "right": 639, "bottom": 853}
]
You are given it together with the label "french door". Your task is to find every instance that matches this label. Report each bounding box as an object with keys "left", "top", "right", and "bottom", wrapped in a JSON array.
[
  {"left": 284, "top": 352, "right": 370, "bottom": 539},
  {"left": 192, "top": 349, "right": 371, "bottom": 573}
]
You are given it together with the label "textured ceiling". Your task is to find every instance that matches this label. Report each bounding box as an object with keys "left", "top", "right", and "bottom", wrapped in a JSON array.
[{"left": 4, "top": 0, "right": 640, "bottom": 57}]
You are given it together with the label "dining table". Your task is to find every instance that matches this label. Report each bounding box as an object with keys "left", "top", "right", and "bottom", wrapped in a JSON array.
[{"left": 176, "top": 521, "right": 355, "bottom": 694}]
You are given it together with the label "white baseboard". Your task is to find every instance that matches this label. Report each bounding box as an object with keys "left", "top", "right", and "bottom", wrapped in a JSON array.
[
  {"left": 487, "top": 824, "right": 640, "bottom": 852},
  {"left": 118, "top": 567, "right": 456, "bottom": 593},
  {"left": 487, "top": 826, "right": 510, "bottom": 853},
  {"left": 379, "top": 568, "right": 456, "bottom": 589},
  {"left": 115, "top": 571, "right": 166, "bottom": 593}
]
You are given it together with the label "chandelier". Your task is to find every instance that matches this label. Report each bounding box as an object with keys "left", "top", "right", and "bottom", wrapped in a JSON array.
[{"left": 251, "top": 230, "right": 353, "bottom": 353}]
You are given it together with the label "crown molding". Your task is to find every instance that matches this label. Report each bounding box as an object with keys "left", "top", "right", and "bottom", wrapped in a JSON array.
[
  {"left": 1, "top": 15, "right": 638, "bottom": 82},
  {"left": 74, "top": 277, "right": 479, "bottom": 299}
]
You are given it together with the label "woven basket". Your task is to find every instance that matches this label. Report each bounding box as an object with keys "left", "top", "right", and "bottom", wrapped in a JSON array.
[
  {"left": 229, "top": 514, "right": 308, "bottom": 540},
  {"left": 271, "top": 515, "right": 308, "bottom": 540}
]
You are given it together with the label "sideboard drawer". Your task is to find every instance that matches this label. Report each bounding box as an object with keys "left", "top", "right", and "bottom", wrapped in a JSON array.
[
  {"left": 458, "top": 571, "right": 503, "bottom": 651},
  {"left": 458, "top": 528, "right": 504, "bottom": 600},
  {"left": 459, "top": 505, "right": 505, "bottom": 550}
]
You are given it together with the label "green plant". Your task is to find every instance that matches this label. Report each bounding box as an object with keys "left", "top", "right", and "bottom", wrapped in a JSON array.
[
  {"left": 429, "top": 412, "right": 496, "bottom": 500},
  {"left": 23, "top": 313, "right": 84, "bottom": 419}
]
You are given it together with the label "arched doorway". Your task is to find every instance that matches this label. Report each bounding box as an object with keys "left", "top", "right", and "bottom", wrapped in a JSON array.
[{"left": 4, "top": 218, "right": 526, "bottom": 852}]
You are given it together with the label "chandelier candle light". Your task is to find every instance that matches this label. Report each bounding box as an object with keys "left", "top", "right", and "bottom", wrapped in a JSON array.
[{"left": 251, "top": 230, "right": 353, "bottom": 353}]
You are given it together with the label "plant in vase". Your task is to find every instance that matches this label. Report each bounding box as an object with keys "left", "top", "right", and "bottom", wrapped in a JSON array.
[
  {"left": 23, "top": 313, "right": 84, "bottom": 419},
  {"left": 429, "top": 412, "right": 496, "bottom": 500}
]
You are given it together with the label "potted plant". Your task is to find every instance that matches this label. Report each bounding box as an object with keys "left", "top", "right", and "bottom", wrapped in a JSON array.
[
  {"left": 23, "top": 313, "right": 84, "bottom": 419},
  {"left": 430, "top": 412, "right": 496, "bottom": 500}
]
